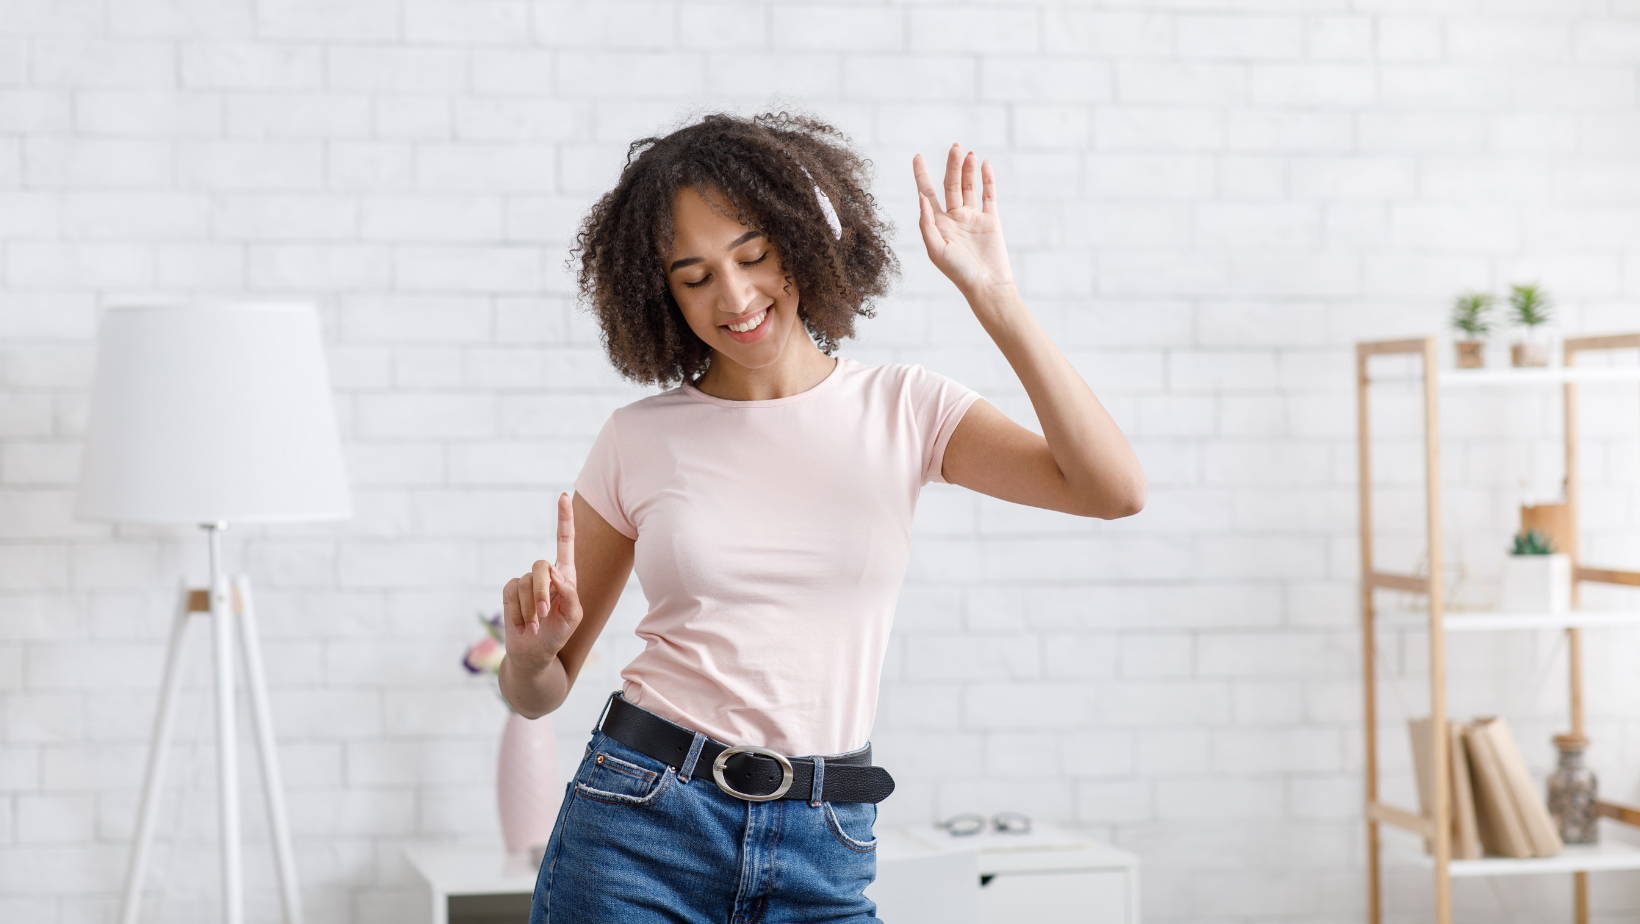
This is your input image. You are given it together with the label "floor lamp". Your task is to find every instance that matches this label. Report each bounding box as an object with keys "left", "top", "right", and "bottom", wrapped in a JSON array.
[{"left": 75, "top": 302, "right": 352, "bottom": 924}]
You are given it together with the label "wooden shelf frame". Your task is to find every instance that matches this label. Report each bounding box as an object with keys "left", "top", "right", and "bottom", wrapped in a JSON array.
[{"left": 1355, "top": 333, "right": 1640, "bottom": 924}]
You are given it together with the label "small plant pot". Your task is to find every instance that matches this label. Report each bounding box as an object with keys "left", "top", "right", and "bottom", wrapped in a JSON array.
[
  {"left": 1499, "top": 553, "right": 1571, "bottom": 612},
  {"left": 1455, "top": 340, "right": 1485, "bottom": 369},
  {"left": 1512, "top": 337, "right": 1551, "bottom": 368},
  {"left": 1520, "top": 502, "right": 1572, "bottom": 555}
]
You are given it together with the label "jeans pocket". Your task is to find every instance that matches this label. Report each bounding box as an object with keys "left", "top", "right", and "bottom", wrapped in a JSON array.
[
  {"left": 573, "top": 735, "right": 675, "bottom": 806},
  {"left": 822, "top": 799, "right": 879, "bottom": 852}
]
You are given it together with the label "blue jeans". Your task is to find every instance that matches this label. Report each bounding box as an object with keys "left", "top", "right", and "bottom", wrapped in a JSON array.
[{"left": 529, "top": 694, "right": 882, "bottom": 923}]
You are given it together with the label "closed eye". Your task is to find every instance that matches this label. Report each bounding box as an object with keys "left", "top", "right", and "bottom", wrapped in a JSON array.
[{"left": 682, "top": 252, "right": 769, "bottom": 288}]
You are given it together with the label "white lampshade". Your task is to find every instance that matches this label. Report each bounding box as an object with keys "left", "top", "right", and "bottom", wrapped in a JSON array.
[{"left": 75, "top": 302, "right": 352, "bottom": 525}]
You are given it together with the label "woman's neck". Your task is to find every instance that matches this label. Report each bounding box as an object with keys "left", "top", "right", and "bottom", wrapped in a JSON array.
[{"left": 691, "top": 350, "right": 838, "bottom": 402}]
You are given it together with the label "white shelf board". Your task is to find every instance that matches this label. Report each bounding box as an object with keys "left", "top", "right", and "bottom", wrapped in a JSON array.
[
  {"left": 1377, "top": 608, "right": 1640, "bottom": 632},
  {"left": 1442, "top": 366, "right": 1640, "bottom": 387},
  {"left": 1395, "top": 839, "right": 1640, "bottom": 878},
  {"left": 1370, "top": 365, "right": 1640, "bottom": 388}
]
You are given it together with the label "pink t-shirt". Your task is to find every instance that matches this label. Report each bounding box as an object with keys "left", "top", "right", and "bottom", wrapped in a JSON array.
[{"left": 573, "top": 355, "right": 982, "bottom": 757}]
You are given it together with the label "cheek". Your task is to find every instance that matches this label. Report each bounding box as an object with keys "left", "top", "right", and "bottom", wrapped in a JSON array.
[
  {"left": 671, "top": 294, "right": 709, "bottom": 333},
  {"left": 686, "top": 307, "right": 714, "bottom": 334}
]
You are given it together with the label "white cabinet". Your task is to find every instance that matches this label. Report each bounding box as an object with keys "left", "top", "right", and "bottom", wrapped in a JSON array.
[
  {"left": 977, "top": 869, "right": 1130, "bottom": 922},
  {"left": 885, "top": 823, "right": 1141, "bottom": 924}
]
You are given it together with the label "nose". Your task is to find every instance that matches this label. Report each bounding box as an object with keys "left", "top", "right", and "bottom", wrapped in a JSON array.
[{"left": 720, "top": 267, "right": 763, "bottom": 315}]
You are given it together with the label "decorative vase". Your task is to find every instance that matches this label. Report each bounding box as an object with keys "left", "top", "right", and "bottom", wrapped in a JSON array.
[
  {"left": 1511, "top": 332, "right": 1551, "bottom": 367},
  {"left": 1455, "top": 340, "right": 1485, "bottom": 369},
  {"left": 1498, "top": 553, "right": 1570, "bottom": 612},
  {"left": 1547, "top": 732, "right": 1598, "bottom": 844},
  {"left": 497, "top": 709, "right": 562, "bottom": 854}
]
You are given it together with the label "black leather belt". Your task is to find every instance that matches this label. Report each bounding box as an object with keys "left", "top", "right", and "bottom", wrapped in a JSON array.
[{"left": 597, "top": 692, "right": 896, "bottom": 804}]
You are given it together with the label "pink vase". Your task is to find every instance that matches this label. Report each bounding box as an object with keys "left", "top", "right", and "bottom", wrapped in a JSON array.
[{"left": 496, "top": 709, "right": 562, "bottom": 854}]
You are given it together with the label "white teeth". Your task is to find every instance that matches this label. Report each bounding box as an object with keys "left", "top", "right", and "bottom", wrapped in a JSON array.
[{"left": 727, "top": 309, "right": 768, "bottom": 333}]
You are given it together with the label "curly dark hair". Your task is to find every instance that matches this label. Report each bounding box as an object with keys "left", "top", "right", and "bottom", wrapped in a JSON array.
[{"left": 564, "top": 109, "right": 900, "bottom": 389}]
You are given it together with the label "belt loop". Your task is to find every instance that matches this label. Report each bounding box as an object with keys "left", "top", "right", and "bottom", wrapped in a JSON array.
[
  {"left": 679, "top": 730, "right": 707, "bottom": 784},
  {"left": 592, "top": 689, "right": 617, "bottom": 736},
  {"left": 809, "top": 756, "right": 825, "bottom": 807}
]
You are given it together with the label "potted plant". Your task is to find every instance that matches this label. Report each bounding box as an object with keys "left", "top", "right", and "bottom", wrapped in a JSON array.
[
  {"left": 1499, "top": 528, "right": 1570, "bottom": 613},
  {"left": 1507, "top": 282, "right": 1553, "bottom": 368},
  {"left": 1519, "top": 499, "right": 1571, "bottom": 555},
  {"left": 1451, "top": 291, "right": 1494, "bottom": 369}
]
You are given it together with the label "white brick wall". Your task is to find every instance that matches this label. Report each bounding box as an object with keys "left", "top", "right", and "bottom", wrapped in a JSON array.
[{"left": 5, "top": 0, "right": 1640, "bottom": 921}]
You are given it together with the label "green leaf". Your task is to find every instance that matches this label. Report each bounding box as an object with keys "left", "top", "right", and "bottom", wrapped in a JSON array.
[
  {"left": 1508, "top": 282, "right": 1552, "bottom": 327},
  {"left": 1510, "top": 528, "right": 1555, "bottom": 555},
  {"left": 1451, "top": 291, "right": 1494, "bottom": 337}
]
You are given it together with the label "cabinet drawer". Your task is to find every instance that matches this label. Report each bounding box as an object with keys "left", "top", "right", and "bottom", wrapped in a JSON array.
[{"left": 976, "top": 869, "right": 1128, "bottom": 923}]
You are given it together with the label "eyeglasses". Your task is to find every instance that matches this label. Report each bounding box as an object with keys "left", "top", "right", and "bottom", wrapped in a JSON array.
[{"left": 934, "top": 810, "right": 1032, "bottom": 836}]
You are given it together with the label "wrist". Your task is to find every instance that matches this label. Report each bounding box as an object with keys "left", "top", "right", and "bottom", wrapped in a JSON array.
[
  {"left": 963, "top": 279, "right": 1023, "bottom": 315},
  {"left": 500, "top": 650, "right": 562, "bottom": 719}
]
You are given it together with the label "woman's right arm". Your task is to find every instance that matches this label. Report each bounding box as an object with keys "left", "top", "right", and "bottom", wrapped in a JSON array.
[
  {"left": 500, "top": 491, "right": 636, "bottom": 719},
  {"left": 500, "top": 650, "right": 572, "bottom": 720}
]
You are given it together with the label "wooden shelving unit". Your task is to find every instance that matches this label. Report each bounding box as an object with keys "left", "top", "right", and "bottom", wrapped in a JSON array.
[{"left": 1356, "top": 333, "right": 1640, "bottom": 924}]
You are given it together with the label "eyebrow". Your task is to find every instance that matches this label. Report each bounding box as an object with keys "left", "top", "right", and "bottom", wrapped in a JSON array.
[{"left": 668, "top": 230, "right": 765, "bottom": 274}]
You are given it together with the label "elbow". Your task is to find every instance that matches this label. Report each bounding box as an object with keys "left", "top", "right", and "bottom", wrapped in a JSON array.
[
  {"left": 1122, "top": 475, "right": 1148, "bottom": 517},
  {"left": 1090, "top": 475, "right": 1146, "bottom": 520},
  {"left": 1104, "top": 494, "right": 1145, "bottom": 520}
]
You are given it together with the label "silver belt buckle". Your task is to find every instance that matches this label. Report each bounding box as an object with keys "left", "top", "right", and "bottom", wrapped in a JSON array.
[{"left": 712, "top": 744, "right": 794, "bottom": 802}]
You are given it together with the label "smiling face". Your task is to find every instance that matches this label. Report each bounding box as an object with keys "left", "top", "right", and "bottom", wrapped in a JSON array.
[{"left": 665, "top": 183, "right": 802, "bottom": 370}]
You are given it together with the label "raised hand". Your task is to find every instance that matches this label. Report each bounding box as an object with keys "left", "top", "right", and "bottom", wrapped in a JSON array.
[
  {"left": 502, "top": 491, "right": 584, "bottom": 674},
  {"left": 912, "top": 142, "right": 1017, "bottom": 300}
]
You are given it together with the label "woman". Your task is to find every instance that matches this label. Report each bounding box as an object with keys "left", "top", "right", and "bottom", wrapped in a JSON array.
[{"left": 504, "top": 110, "right": 1145, "bottom": 923}]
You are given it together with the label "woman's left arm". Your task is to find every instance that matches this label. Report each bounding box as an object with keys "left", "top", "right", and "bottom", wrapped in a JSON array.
[
  {"left": 913, "top": 143, "right": 1146, "bottom": 519},
  {"left": 965, "top": 280, "right": 1146, "bottom": 518}
]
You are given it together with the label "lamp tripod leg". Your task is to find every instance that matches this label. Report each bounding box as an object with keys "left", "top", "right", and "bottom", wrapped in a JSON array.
[
  {"left": 117, "top": 578, "right": 197, "bottom": 924},
  {"left": 233, "top": 573, "right": 306, "bottom": 924},
  {"left": 212, "top": 564, "right": 244, "bottom": 924}
]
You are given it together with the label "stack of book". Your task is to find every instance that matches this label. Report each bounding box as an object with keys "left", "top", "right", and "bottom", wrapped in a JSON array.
[{"left": 1407, "top": 715, "right": 1563, "bottom": 859}]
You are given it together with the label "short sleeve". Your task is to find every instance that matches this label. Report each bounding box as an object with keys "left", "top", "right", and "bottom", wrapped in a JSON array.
[
  {"left": 573, "top": 410, "right": 638, "bottom": 540},
  {"left": 904, "top": 363, "right": 983, "bottom": 486}
]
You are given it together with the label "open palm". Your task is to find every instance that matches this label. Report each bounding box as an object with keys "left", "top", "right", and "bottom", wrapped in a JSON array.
[{"left": 912, "top": 142, "right": 1017, "bottom": 299}]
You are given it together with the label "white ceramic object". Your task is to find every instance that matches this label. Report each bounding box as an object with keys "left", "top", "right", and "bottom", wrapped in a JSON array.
[{"left": 1499, "top": 553, "right": 1571, "bottom": 612}]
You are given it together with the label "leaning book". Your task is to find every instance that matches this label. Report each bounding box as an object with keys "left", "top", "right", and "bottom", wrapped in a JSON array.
[
  {"left": 1463, "top": 717, "right": 1536, "bottom": 858},
  {"left": 1408, "top": 716, "right": 1481, "bottom": 859},
  {"left": 1472, "top": 715, "right": 1563, "bottom": 857}
]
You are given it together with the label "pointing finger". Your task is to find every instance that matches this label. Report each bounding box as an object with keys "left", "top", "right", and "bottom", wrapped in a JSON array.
[{"left": 557, "top": 491, "right": 576, "bottom": 581}]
